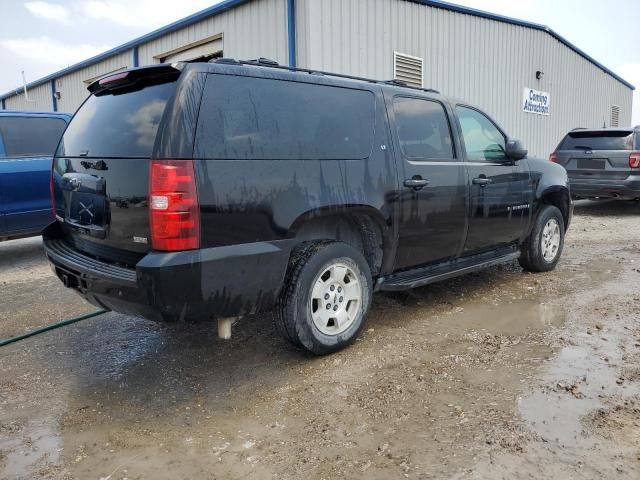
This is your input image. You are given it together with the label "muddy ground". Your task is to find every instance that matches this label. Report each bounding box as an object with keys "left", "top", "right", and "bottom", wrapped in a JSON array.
[{"left": 0, "top": 199, "right": 639, "bottom": 479}]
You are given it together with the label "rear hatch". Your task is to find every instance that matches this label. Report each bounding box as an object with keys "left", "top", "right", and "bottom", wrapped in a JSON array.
[
  {"left": 554, "top": 129, "right": 635, "bottom": 182},
  {"left": 52, "top": 66, "right": 180, "bottom": 266}
]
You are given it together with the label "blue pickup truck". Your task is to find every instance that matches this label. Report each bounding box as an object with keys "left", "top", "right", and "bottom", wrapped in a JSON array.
[{"left": 0, "top": 111, "right": 70, "bottom": 240}]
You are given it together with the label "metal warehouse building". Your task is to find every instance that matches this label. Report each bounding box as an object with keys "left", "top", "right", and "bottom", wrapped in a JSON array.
[{"left": 1, "top": 0, "right": 634, "bottom": 157}]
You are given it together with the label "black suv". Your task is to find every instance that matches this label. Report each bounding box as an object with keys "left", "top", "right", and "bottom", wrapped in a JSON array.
[
  {"left": 551, "top": 127, "right": 640, "bottom": 199},
  {"left": 45, "top": 60, "right": 571, "bottom": 354}
]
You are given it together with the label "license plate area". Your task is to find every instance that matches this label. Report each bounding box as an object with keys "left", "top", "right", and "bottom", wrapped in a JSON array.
[
  {"left": 54, "top": 266, "right": 88, "bottom": 291},
  {"left": 577, "top": 158, "right": 606, "bottom": 170}
]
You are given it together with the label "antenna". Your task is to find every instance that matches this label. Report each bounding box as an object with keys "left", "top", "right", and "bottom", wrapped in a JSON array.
[{"left": 21, "top": 71, "right": 36, "bottom": 103}]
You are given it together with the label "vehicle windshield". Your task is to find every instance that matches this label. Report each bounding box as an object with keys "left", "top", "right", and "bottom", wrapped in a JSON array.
[
  {"left": 559, "top": 131, "right": 634, "bottom": 151},
  {"left": 57, "top": 79, "right": 177, "bottom": 158}
]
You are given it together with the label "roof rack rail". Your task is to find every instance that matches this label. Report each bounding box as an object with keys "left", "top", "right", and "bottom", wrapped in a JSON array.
[
  {"left": 382, "top": 79, "right": 440, "bottom": 94},
  {"left": 209, "top": 58, "right": 440, "bottom": 94},
  {"left": 211, "top": 57, "right": 242, "bottom": 65},
  {"left": 245, "top": 57, "right": 280, "bottom": 67}
]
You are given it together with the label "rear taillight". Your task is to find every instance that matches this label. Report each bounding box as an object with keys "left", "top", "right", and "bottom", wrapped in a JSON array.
[
  {"left": 149, "top": 159, "right": 200, "bottom": 251},
  {"left": 549, "top": 152, "right": 558, "bottom": 163},
  {"left": 630, "top": 152, "right": 640, "bottom": 169}
]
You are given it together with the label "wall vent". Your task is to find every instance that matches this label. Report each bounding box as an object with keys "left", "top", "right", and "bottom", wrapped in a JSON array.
[
  {"left": 610, "top": 105, "right": 620, "bottom": 127},
  {"left": 394, "top": 52, "right": 423, "bottom": 88}
]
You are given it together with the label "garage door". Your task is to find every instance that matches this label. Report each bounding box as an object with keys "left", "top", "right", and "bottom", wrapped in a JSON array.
[{"left": 158, "top": 34, "right": 223, "bottom": 63}]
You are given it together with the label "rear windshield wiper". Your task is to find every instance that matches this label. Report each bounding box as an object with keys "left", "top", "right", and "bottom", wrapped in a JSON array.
[{"left": 571, "top": 145, "right": 594, "bottom": 151}]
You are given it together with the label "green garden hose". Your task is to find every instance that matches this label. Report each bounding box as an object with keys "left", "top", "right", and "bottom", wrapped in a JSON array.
[{"left": 0, "top": 309, "right": 107, "bottom": 347}]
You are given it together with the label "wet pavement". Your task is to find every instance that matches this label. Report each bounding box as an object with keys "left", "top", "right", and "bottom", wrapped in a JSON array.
[{"left": 0, "top": 200, "right": 639, "bottom": 479}]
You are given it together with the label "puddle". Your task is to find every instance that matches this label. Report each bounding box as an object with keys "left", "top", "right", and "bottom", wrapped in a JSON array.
[
  {"left": 518, "top": 318, "right": 640, "bottom": 448},
  {"left": 0, "top": 416, "right": 61, "bottom": 478},
  {"left": 439, "top": 300, "right": 566, "bottom": 336},
  {"left": 82, "top": 321, "right": 165, "bottom": 381}
]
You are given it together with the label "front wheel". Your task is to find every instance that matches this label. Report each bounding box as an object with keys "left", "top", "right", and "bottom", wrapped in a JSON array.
[
  {"left": 519, "top": 205, "right": 565, "bottom": 272},
  {"left": 276, "top": 241, "right": 372, "bottom": 355}
]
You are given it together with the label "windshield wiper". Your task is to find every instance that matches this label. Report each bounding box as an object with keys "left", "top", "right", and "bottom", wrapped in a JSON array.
[{"left": 572, "top": 145, "right": 594, "bottom": 151}]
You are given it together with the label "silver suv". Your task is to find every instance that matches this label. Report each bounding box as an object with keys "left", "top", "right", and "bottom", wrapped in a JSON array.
[{"left": 551, "top": 127, "right": 640, "bottom": 200}]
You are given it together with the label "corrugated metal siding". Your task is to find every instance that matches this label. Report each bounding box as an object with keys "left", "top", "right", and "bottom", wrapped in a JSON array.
[
  {"left": 3, "top": 0, "right": 285, "bottom": 114},
  {"left": 137, "top": 0, "right": 286, "bottom": 66},
  {"left": 3, "top": 83, "right": 51, "bottom": 111},
  {"left": 299, "top": 0, "right": 633, "bottom": 157},
  {"left": 294, "top": 0, "right": 312, "bottom": 68},
  {"left": 55, "top": 51, "right": 132, "bottom": 113}
]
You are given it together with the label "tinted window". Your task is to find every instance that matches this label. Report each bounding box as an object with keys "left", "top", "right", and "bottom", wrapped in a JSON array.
[
  {"left": 456, "top": 106, "right": 506, "bottom": 161},
  {"left": 393, "top": 97, "right": 454, "bottom": 159},
  {"left": 0, "top": 117, "right": 66, "bottom": 157},
  {"left": 558, "top": 131, "right": 634, "bottom": 151},
  {"left": 195, "top": 75, "right": 375, "bottom": 160},
  {"left": 58, "top": 80, "right": 176, "bottom": 158}
]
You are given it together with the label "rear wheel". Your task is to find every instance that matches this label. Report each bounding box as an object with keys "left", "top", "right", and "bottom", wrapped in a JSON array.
[
  {"left": 519, "top": 205, "right": 565, "bottom": 272},
  {"left": 276, "top": 241, "right": 372, "bottom": 355}
]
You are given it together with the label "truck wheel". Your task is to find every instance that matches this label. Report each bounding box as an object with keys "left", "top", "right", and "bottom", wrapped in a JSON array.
[
  {"left": 276, "top": 241, "right": 372, "bottom": 355},
  {"left": 519, "top": 205, "right": 565, "bottom": 272}
]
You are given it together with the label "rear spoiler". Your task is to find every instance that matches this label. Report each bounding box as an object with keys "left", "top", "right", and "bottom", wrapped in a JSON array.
[
  {"left": 568, "top": 129, "right": 633, "bottom": 137},
  {"left": 88, "top": 64, "right": 183, "bottom": 95}
]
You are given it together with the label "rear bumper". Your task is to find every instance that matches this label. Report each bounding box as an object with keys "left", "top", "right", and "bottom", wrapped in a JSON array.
[
  {"left": 43, "top": 223, "right": 293, "bottom": 321},
  {"left": 569, "top": 175, "right": 640, "bottom": 199}
]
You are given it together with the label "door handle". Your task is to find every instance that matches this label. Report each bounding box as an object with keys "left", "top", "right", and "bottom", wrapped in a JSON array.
[
  {"left": 404, "top": 178, "right": 430, "bottom": 190},
  {"left": 472, "top": 177, "right": 492, "bottom": 187}
]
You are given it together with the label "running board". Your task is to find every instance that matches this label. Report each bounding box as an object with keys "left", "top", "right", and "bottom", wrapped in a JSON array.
[{"left": 376, "top": 251, "right": 520, "bottom": 291}]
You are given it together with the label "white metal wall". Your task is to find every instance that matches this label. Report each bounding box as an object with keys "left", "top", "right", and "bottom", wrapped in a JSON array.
[
  {"left": 4, "top": 83, "right": 51, "bottom": 111},
  {"left": 2, "top": 0, "right": 286, "bottom": 114},
  {"left": 55, "top": 51, "right": 133, "bottom": 113},
  {"left": 296, "top": 0, "right": 634, "bottom": 157},
  {"left": 137, "top": 0, "right": 287, "bottom": 66}
]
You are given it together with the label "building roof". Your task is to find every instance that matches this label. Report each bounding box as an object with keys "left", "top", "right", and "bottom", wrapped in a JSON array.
[{"left": 1, "top": 0, "right": 634, "bottom": 101}]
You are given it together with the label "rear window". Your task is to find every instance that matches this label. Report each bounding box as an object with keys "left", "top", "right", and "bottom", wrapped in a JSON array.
[
  {"left": 393, "top": 97, "right": 454, "bottom": 159},
  {"left": 0, "top": 116, "right": 66, "bottom": 157},
  {"left": 57, "top": 80, "right": 177, "bottom": 158},
  {"left": 194, "top": 75, "right": 375, "bottom": 160},
  {"left": 558, "top": 131, "right": 634, "bottom": 151}
]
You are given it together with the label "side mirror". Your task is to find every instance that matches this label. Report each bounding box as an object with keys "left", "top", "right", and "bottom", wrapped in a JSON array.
[{"left": 505, "top": 138, "right": 528, "bottom": 160}]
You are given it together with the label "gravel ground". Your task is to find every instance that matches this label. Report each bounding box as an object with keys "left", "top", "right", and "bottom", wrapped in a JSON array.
[{"left": 0, "top": 199, "right": 638, "bottom": 479}]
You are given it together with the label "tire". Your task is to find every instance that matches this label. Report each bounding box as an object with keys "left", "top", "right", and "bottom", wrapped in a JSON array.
[
  {"left": 276, "top": 241, "right": 372, "bottom": 355},
  {"left": 519, "top": 205, "right": 565, "bottom": 272}
]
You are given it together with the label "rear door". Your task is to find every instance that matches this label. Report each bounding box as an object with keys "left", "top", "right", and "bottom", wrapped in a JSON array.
[
  {"left": 454, "top": 105, "right": 530, "bottom": 254},
  {"left": 0, "top": 115, "right": 67, "bottom": 235},
  {"left": 554, "top": 130, "right": 634, "bottom": 184},
  {"left": 385, "top": 94, "right": 467, "bottom": 270},
  {"left": 52, "top": 68, "right": 183, "bottom": 265}
]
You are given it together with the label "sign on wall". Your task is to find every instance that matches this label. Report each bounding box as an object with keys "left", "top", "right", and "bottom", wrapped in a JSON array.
[{"left": 522, "top": 88, "right": 550, "bottom": 115}]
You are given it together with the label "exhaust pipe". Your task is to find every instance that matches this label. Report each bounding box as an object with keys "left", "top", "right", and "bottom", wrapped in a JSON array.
[{"left": 217, "top": 317, "right": 237, "bottom": 339}]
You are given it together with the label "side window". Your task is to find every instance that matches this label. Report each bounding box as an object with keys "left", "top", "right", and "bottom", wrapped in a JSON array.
[
  {"left": 392, "top": 97, "right": 454, "bottom": 159},
  {"left": 195, "top": 75, "right": 375, "bottom": 160},
  {"left": 455, "top": 106, "right": 506, "bottom": 161},
  {"left": 0, "top": 117, "right": 67, "bottom": 157}
]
